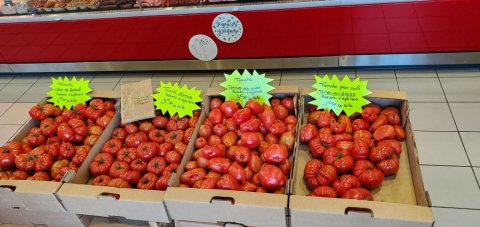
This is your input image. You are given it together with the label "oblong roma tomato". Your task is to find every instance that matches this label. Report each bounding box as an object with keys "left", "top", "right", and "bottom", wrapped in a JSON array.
[{"left": 342, "top": 188, "right": 374, "bottom": 201}]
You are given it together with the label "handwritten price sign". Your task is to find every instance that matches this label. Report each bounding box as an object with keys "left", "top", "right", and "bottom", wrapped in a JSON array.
[
  {"left": 152, "top": 82, "right": 202, "bottom": 117},
  {"left": 220, "top": 69, "right": 274, "bottom": 107},
  {"left": 47, "top": 76, "right": 92, "bottom": 110}
]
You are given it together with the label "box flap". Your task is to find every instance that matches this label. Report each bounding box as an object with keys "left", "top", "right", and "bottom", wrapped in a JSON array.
[{"left": 0, "top": 180, "right": 64, "bottom": 212}]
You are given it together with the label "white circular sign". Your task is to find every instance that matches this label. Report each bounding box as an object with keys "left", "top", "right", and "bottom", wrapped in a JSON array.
[
  {"left": 188, "top": 34, "right": 218, "bottom": 61},
  {"left": 212, "top": 13, "right": 243, "bottom": 43}
]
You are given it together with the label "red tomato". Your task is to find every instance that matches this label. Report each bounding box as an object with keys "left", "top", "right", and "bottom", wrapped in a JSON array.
[
  {"left": 330, "top": 119, "right": 347, "bottom": 134},
  {"left": 85, "top": 99, "right": 106, "bottom": 121},
  {"left": 239, "top": 119, "right": 261, "bottom": 133},
  {"left": 279, "top": 159, "right": 291, "bottom": 176},
  {"left": 27, "top": 171, "right": 50, "bottom": 181},
  {"left": 317, "top": 111, "right": 332, "bottom": 128},
  {"left": 352, "top": 118, "right": 370, "bottom": 131},
  {"left": 96, "top": 115, "right": 112, "bottom": 129},
  {"left": 40, "top": 118, "right": 58, "bottom": 137},
  {"left": 369, "top": 145, "right": 395, "bottom": 163},
  {"left": 248, "top": 153, "right": 262, "bottom": 173},
  {"left": 299, "top": 124, "right": 318, "bottom": 143},
  {"left": 198, "top": 124, "right": 212, "bottom": 139},
  {"left": 262, "top": 144, "right": 288, "bottom": 165},
  {"left": 27, "top": 128, "right": 46, "bottom": 146},
  {"left": 137, "top": 142, "right": 159, "bottom": 161},
  {"left": 377, "top": 156, "right": 400, "bottom": 176},
  {"left": 245, "top": 100, "right": 264, "bottom": 114},
  {"left": 138, "top": 121, "right": 155, "bottom": 134},
  {"left": 377, "top": 139, "right": 402, "bottom": 156},
  {"left": 180, "top": 168, "right": 207, "bottom": 186},
  {"left": 125, "top": 132, "right": 148, "bottom": 148},
  {"left": 213, "top": 124, "right": 228, "bottom": 137},
  {"left": 359, "top": 169, "right": 384, "bottom": 190},
  {"left": 258, "top": 164, "right": 286, "bottom": 191},
  {"left": 147, "top": 157, "right": 167, "bottom": 175},
  {"left": 147, "top": 129, "right": 164, "bottom": 144},
  {"left": 207, "top": 135, "right": 222, "bottom": 146},
  {"left": 34, "top": 153, "right": 53, "bottom": 171},
  {"left": 273, "top": 105, "right": 289, "bottom": 121},
  {"left": 101, "top": 139, "right": 123, "bottom": 155},
  {"left": 124, "top": 123, "right": 139, "bottom": 134},
  {"left": 351, "top": 139, "right": 371, "bottom": 160},
  {"left": 353, "top": 130, "right": 372, "bottom": 141},
  {"left": 130, "top": 158, "right": 148, "bottom": 174},
  {"left": 185, "top": 161, "right": 198, "bottom": 171},
  {"left": 137, "top": 173, "right": 158, "bottom": 190},
  {"left": 220, "top": 101, "right": 239, "bottom": 117},
  {"left": 116, "top": 147, "right": 137, "bottom": 164},
  {"left": 208, "top": 158, "right": 231, "bottom": 174},
  {"left": 152, "top": 116, "right": 168, "bottom": 129},
  {"left": 393, "top": 125, "right": 406, "bottom": 140},
  {"left": 29, "top": 105, "right": 49, "bottom": 120},
  {"left": 165, "top": 130, "right": 184, "bottom": 145},
  {"left": 189, "top": 116, "right": 199, "bottom": 128},
  {"left": 184, "top": 128, "right": 194, "bottom": 145},
  {"left": 310, "top": 186, "right": 337, "bottom": 198},
  {"left": 240, "top": 132, "right": 260, "bottom": 149},
  {"left": 323, "top": 148, "right": 354, "bottom": 174},
  {"left": 0, "top": 153, "right": 15, "bottom": 168},
  {"left": 234, "top": 146, "right": 251, "bottom": 164},
  {"left": 72, "top": 146, "right": 89, "bottom": 166},
  {"left": 208, "top": 109, "right": 223, "bottom": 125},
  {"left": 89, "top": 153, "right": 114, "bottom": 176},
  {"left": 332, "top": 174, "right": 361, "bottom": 197},
  {"left": 369, "top": 114, "right": 388, "bottom": 132},
  {"left": 222, "top": 131, "right": 238, "bottom": 148},
  {"left": 281, "top": 97, "right": 295, "bottom": 114},
  {"left": 50, "top": 159, "right": 69, "bottom": 179},
  {"left": 269, "top": 121, "right": 287, "bottom": 136},
  {"left": 260, "top": 109, "right": 276, "bottom": 130},
  {"left": 174, "top": 142, "right": 187, "bottom": 156},
  {"left": 362, "top": 104, "right": 381, "bottom": 122},
  {"left": 59, "top": 142, "right": 76, "bottom": 159},
  {"left": 232, "top": 108, "right": 252, "bottom": 126},
  {"left": 352, "top": 159, "right": 375, "bottom": 177},
  {"left": 217, "top": 174, "right": 240, "bottom": 190},
  {"left": 228, "top": 162, "right": 247, "bottom": 184},
  {"left": 165, "top": 150, "right": 182, "bottom": 164},
  {"left": 373, "top": 125, "right": 395, "bottom": 141},
  {"left": 210, "top": 98, "right": 223, "bottom": 110},
  {"left": 316, "top": 164, "right": 337, "bottom": 186},
  {"left": 109, "top": 161, "right": 130, "bottom": 178},
  {"left": 155, "top": 174, "right": 171, "bottom": 190},
  {"left": 335, "top": 140, "right": 354, "bottom": 152},
  {"left": 11, "top": 170, "right": 30, "bottom": 180},
  {"left": 342, "top": 188, "right": 374, "bottom": 201},
  {"left": 112, "top": 128, "right": 127, "bottom": 141}
]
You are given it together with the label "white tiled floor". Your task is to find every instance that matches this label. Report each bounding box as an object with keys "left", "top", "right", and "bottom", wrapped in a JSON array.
[{"left": 1, "top": 67, "right": 480, "bottom": 226}]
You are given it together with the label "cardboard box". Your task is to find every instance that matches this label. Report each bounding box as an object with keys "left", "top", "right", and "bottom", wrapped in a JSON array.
[
  {"left": 56, "top": 88, "right": 202, "bottom": 223},
  {"left": 164, "top": 86, "right": 300, "bottom": 227},
  {"left": 289, "top": 89, "right": 434, "bottom": 227},
  {"left": 0, "top": 95, "right": 119, "bottom": 212},
  {"left": 0, "top": 208, "right": 91, "bottom": 227}
]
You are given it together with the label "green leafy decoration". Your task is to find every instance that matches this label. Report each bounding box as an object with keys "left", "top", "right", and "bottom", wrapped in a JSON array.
[
  {"left": 152, "top": 82, "right": 202, "bottom": 118},
  {"left": 47, "top": 76, "right": 92, "bottom": 110},
  {"left": 220, "top": 69, "right": 275, "bottom": 107},
  {"left": 308, "top": 74, "right": 371, "bottom": 116}
]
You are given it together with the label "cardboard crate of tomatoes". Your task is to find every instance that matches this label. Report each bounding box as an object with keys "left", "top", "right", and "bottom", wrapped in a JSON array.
[
  {"left": 164, "top": 86, "right": 299, "bottom": 227},
  {"left": 289, "top": 88, "right": 433, "bottom": 226},
  {"left": 0, "top": 95, "right": 118, "bottom": 214},
  {"left": 56, "top": 101, "right": 202, "bottom": 223}
]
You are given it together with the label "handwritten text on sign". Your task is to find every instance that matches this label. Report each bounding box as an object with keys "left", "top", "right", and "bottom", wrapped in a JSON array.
[
  {"left": 47, "top": 76, "right": 92, "bottom": 110},
  {"left": 220, "top": 69, "right": 274, "bottom": 107},
  {"left": 212, "top": 13, "right": 243, "bottom": 43},
  {"left": 152, "top": 82, "right": 202, "bottom": 118},
  {"left": 308, "top": 75, "right": 371, "bottom": 116}
]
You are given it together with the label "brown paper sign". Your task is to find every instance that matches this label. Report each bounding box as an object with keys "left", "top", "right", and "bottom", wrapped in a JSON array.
[{"left": 121, "top": 79, "right": 155, "bottom": 124}]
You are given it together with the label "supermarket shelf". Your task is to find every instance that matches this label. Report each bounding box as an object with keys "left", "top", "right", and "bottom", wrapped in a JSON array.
[{"left": 4, "top": 52, "right": 480, "bottom": 73}]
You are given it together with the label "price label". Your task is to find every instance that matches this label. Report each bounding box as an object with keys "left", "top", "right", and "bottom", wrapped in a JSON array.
[
  {"left": 308, "top": 75, "right": 371, "bottom": 116},
  {"left": 188, "top": 34, "right": 218, "bottom": 61},
  {"left": 152, "top": 82, "right": 202, "bottom": 118},
  {"left": 121, "top": 79, "right": 155, "bottom": 124},
  {"left": 47, "top": 76, "right": 92, "bottom": 110},
  {"left": 212, "top": 13, "right": 243, "bottom": 43},
  {"left": 220, "top": 69, "right": 274, "bottom": 107}
]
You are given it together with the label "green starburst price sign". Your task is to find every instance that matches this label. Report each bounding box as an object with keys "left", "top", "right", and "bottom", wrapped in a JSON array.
[
  {"left": 152, "top": 82, "right": 202, "bottom": 118},
  {"left": 47, "top": 76, "right": 92, "bottom": 110},
  {"left": 220, "top": 69, "right": 274, "bottom": 107},
  {"left": 309, "top": 75, "right": 371, "bottom": 116}
]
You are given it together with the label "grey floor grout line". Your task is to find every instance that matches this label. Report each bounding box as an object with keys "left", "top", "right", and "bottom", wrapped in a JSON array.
[
  {"left": 420, "top": 164, "right": 473, "bottom": 168},
  {"left": 414, "top": 130, "right": 480, "bottom": 133},
  {"left": 435, "top": 69, "right": 480, "bottom": 190}
]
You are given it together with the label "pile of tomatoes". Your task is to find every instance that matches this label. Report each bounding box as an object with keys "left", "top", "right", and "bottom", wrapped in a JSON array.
[
  {"left": 0, "top": 99, "right": 115, "bottom": 181},
  {"left": 179, "top": 97, "right": 297, "bottom": 193},
  {"left": 89, "top": 111, "right": 199, "bottom": 190},
  {"left": 300, "top": 103, "right": 406, "bottom": 200}
]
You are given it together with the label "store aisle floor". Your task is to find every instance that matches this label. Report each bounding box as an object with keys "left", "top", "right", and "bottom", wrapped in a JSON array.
[{"left": 0, "top": 68, "right": 479, "bottom": 226}]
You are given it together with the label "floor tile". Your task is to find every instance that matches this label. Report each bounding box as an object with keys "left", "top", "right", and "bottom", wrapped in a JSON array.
[
  {"left": 10, "top": 75, "right": 39, "bottom": 83},
  {"left": 0, "top": 124, "right": 22, "bottom": 145},
  {"left": 432, "top": 207, "right": 480, "bottom": 227},
  {"left": 0, "top": 103, "right": 35, "bottom": 124},
  {"left": 90, "top": 72, "right": 124, "bottom": 83},
  {"left": 395, "top": 69, "right": 437, "bottom": 78},
  {"left": 17, "top": 82, "right": 50, "bottom": 103},
  {"left": 317, "top": 69, "right": 356, "bottom": 79},
  {"left": 414, "top": 131, "right": 469, "bottom": 166},
  {"left": 366, "top": 78, "right": 398, "bottom": 91},
  {"left": 151, "top": 72, "right": 183, "bottom": 83},
  {"left": 0, "top": 103, "right": 12, "bottom": 116},
  {"left": 450, "top": 103, "right": 480, "bottom": 131},
  {"left": 119, "top": 73, "right": 152, "bottom": 82},
  {"left": 475, "top": 168, "right": 480, "bottom": 179},
  {"left": 409, "top": 103, "right": 456, "bottom": 131},
  {"left": 90, "top": 82, "right": 117, "bottom": 91},
  {"left": 440, "top": 77, "right": 480, "bottom": 102},
  {"left": 0, "top": 83, "right": 6, "bottom": 90},
  {"left": 281, "top": 70, "right": 317, "bottom": 80},
  {"left": 460, "top": 132, "right": 480, "bottom": 167},
  {"left": 437, "top": 68, "right": 480, "bottom": 78},
  {"left": 398, "top": 78, "right": 445, "bottom": 102},
  {"left": 0, "top": 83, "right": 32, "bottom": 102},
  {"left": 355, "top": 69, "right": 395, "bottom": 79},
  {"left": 420, "top": 166, "right": 480, "bottom": 209},
  {"left": 0, "top": 75, "right": 13, "bottom": 83},
  {"left": 280, "top": 79, "right": 315, "bottom": 88},
  {"left": 179, "top": 81, "right": 211, "bottom": 95},
  {"left": 181, "top": 72, "right": 215, "bottom": 82}
]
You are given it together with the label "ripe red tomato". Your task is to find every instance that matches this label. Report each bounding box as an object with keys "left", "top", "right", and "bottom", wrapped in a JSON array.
[
  {"left": 35, "top": 153, "right": 53, "bottom": 171},
  {"left": 165, "top": 151, "right": 182, "bottom": 164},
  {"left": 107, "top": 178, "right": 131, "bottom": 188},
  {"left": 27, "top": 128, "right": 46, "bottom": 146},
  {"left": 109, "top": 161, "right": 130, "bottom": 178},
  {"left": 72, "top": 146, "right": 89, "bottom": 166},
  {"left": 232, "top": 108, "right": 252, "bottom": 126},
  {"left": 239, "top": 119, "right": 261, "bottom": 133},
  {"left": 240, "top": 132, "right": 260, "bottom": 149},
  {"left": 373, "top": 125, "right": 395, "bottom": 141},
  {"left": 299, "top": 124, "right": 318, "bottom": 143},
  {"left": 216, "top": 174, "right": 240, "bottom": 190},
  {"left": 342, "top": 188, "right": 374, "bottom": 201},
  {"left": 362, "top": 104, "right": 381, "bottom": 122},
  {"left": 112, "top": 128, "right": 127, "bottom": 141},
  {"left": 124, "top": 123, "right": 139, "bottom": 134},
  {"left": 89, "top": 153, "right": 114, "bottom": 176},
  {"left": 352, "top": 159, "right": 375, "bottom": 177},
  {"left": 210, "top": 98, "right": 223, "bottom": 110},
  {"left": 50, "top": 159, "right": 69, "bottom": 179},
  {"left": 316, "top": 164, "right": 337, "bottom": 186},
  {"left": 10, "top": 170, "right": 30, "bottom": 180},
  {"left": 369, "top": 145, "right": 395, "bottom": 163},
  {"left": 248, "top": 153, "right": 262, "bottom": 173},
  {"left": 195, "top": 137, "right": 207, "bottom": 149},
  {"left": 96, "top": 115, "right": 112, "bottom": 129},
  {"left": 234, "top": 146, "right": 251, "bottom": 164},
  {"left": 258, "top": 164, "right": 286, "bottom": 191},
  {"left": 269, "top": 121, "right": 287, "bottom": 136},
  {"left": 189, "top": 116, "right": 199, "bottom": 128},
  {"left": 130, "top": 158, "right": 148, "bottom": 173},
  {"left": 184, "top": 128, "right": 194, "bottom": 145},
  {"left": 228, "top": 162, "right": 247, "bottom": 184},
  {"left": 199, "top": 177, "right": 218, "bottom": 189},
  {"left": 59, "top": 142, "right": 76, "bottom": 159},
  {"left": 208, "top": 158, "right": 231, "bottom": 174},
  {"left": 88, "top": 125, "right": 103, "bottom": 136},
  {"left": 393, "top": 125, "right": 406, "bottom": 140},
  {"left": 0, "top": 153, "right": 15, "bottom": 168},
  {"left": 308, "top": 138, "right": 326, "bottom": 159},
  {"left": 352, "top": 118, "right": 370, "bottom": 131},
  {"left": 27, "top": 171, "right": 50, "bottom": 181},
  {"left": 369, "top": 114, "right": 387, "bottom": 132},
  {"left": 377, "top": 139, "right": 402, "bottom": 156},
  {"left": 180, "top": 168, "right": 207, "bottom": 186},
  {"left": 125, "top": 132, "right": 148, "bottom": 148},
  {"left": 165, "top": 130, "right": 184, "bottom": 145},
  {"left": 310, "top": 186, "right": 337, "bottom": 198},
  {"left": 358, "top": 168, "right": 384, "bottom": 190},
  {"left": 245, "top": 100, "right": 264, "bottom": 114},
  {"left": 40, "top": 118, "right": 58, "bottom": 137},
  {"left": 115, "top": 147, "right": 136, "bottom": 164},
  {"left": 220, "top": 101, "right": 239, "bottom": 118},
  {"left": 147, "top": 157, "right": 167, "bottom": 175},
  {"left": 221, "top": 131, "right": 238, "bottom": 148},
  {"left": 185, "top": 161, "right": 198, "bottom": 171},
  {"left": 148, "top": 129, "right": 165, "bottom": 144},
  {"left": 317, "top": 111, "right": 332, "bottom": 128},
  {"left": 260, "top": 109, "right": 275, "bottom": 130},
  {"left": 281, "top": 97, "right": 295, "bottom": 114},
  {"left": 137, "top": 142, "right": 159, "bottom": 161},
  {"left": 262, "top": 144, "right": 288, "bottom": 165},
  {"left": 155, "top": 174, "right": 171, "bottom": 190},
  {"left": 351, "top": 139, "right": 371, "bottom": 160},
  {"left": 158, "top": 142, "right": 173, "bottom": 157},
  {"left": 212, "top": 124, "right": 228, "bottom": 137},
  {"left": 101, "top": 139, "right": 123, "bottom": 155},
  {"left": 279, "top": 159, "right": 292, "bottom": 176},
  {"left": 377, "top": 156, "right": 400, "bottom": 176},
  {"left": 273, "top": 105, "right": 289, "bottom": 121},
  {"left": 323, "top": 148, "right": 354, "bottom": 174},
  {"left": 85, "top": 99, "right": 106, "bottom": 121},
  {"left": 208, "top": 109, "right": 223, "bottom": 125},
  {"left": 152, "top": 116, "right": 169, "bottom": 129},
  {"left": 332, "top": 174, "right": 361, "bottom": 197}
]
